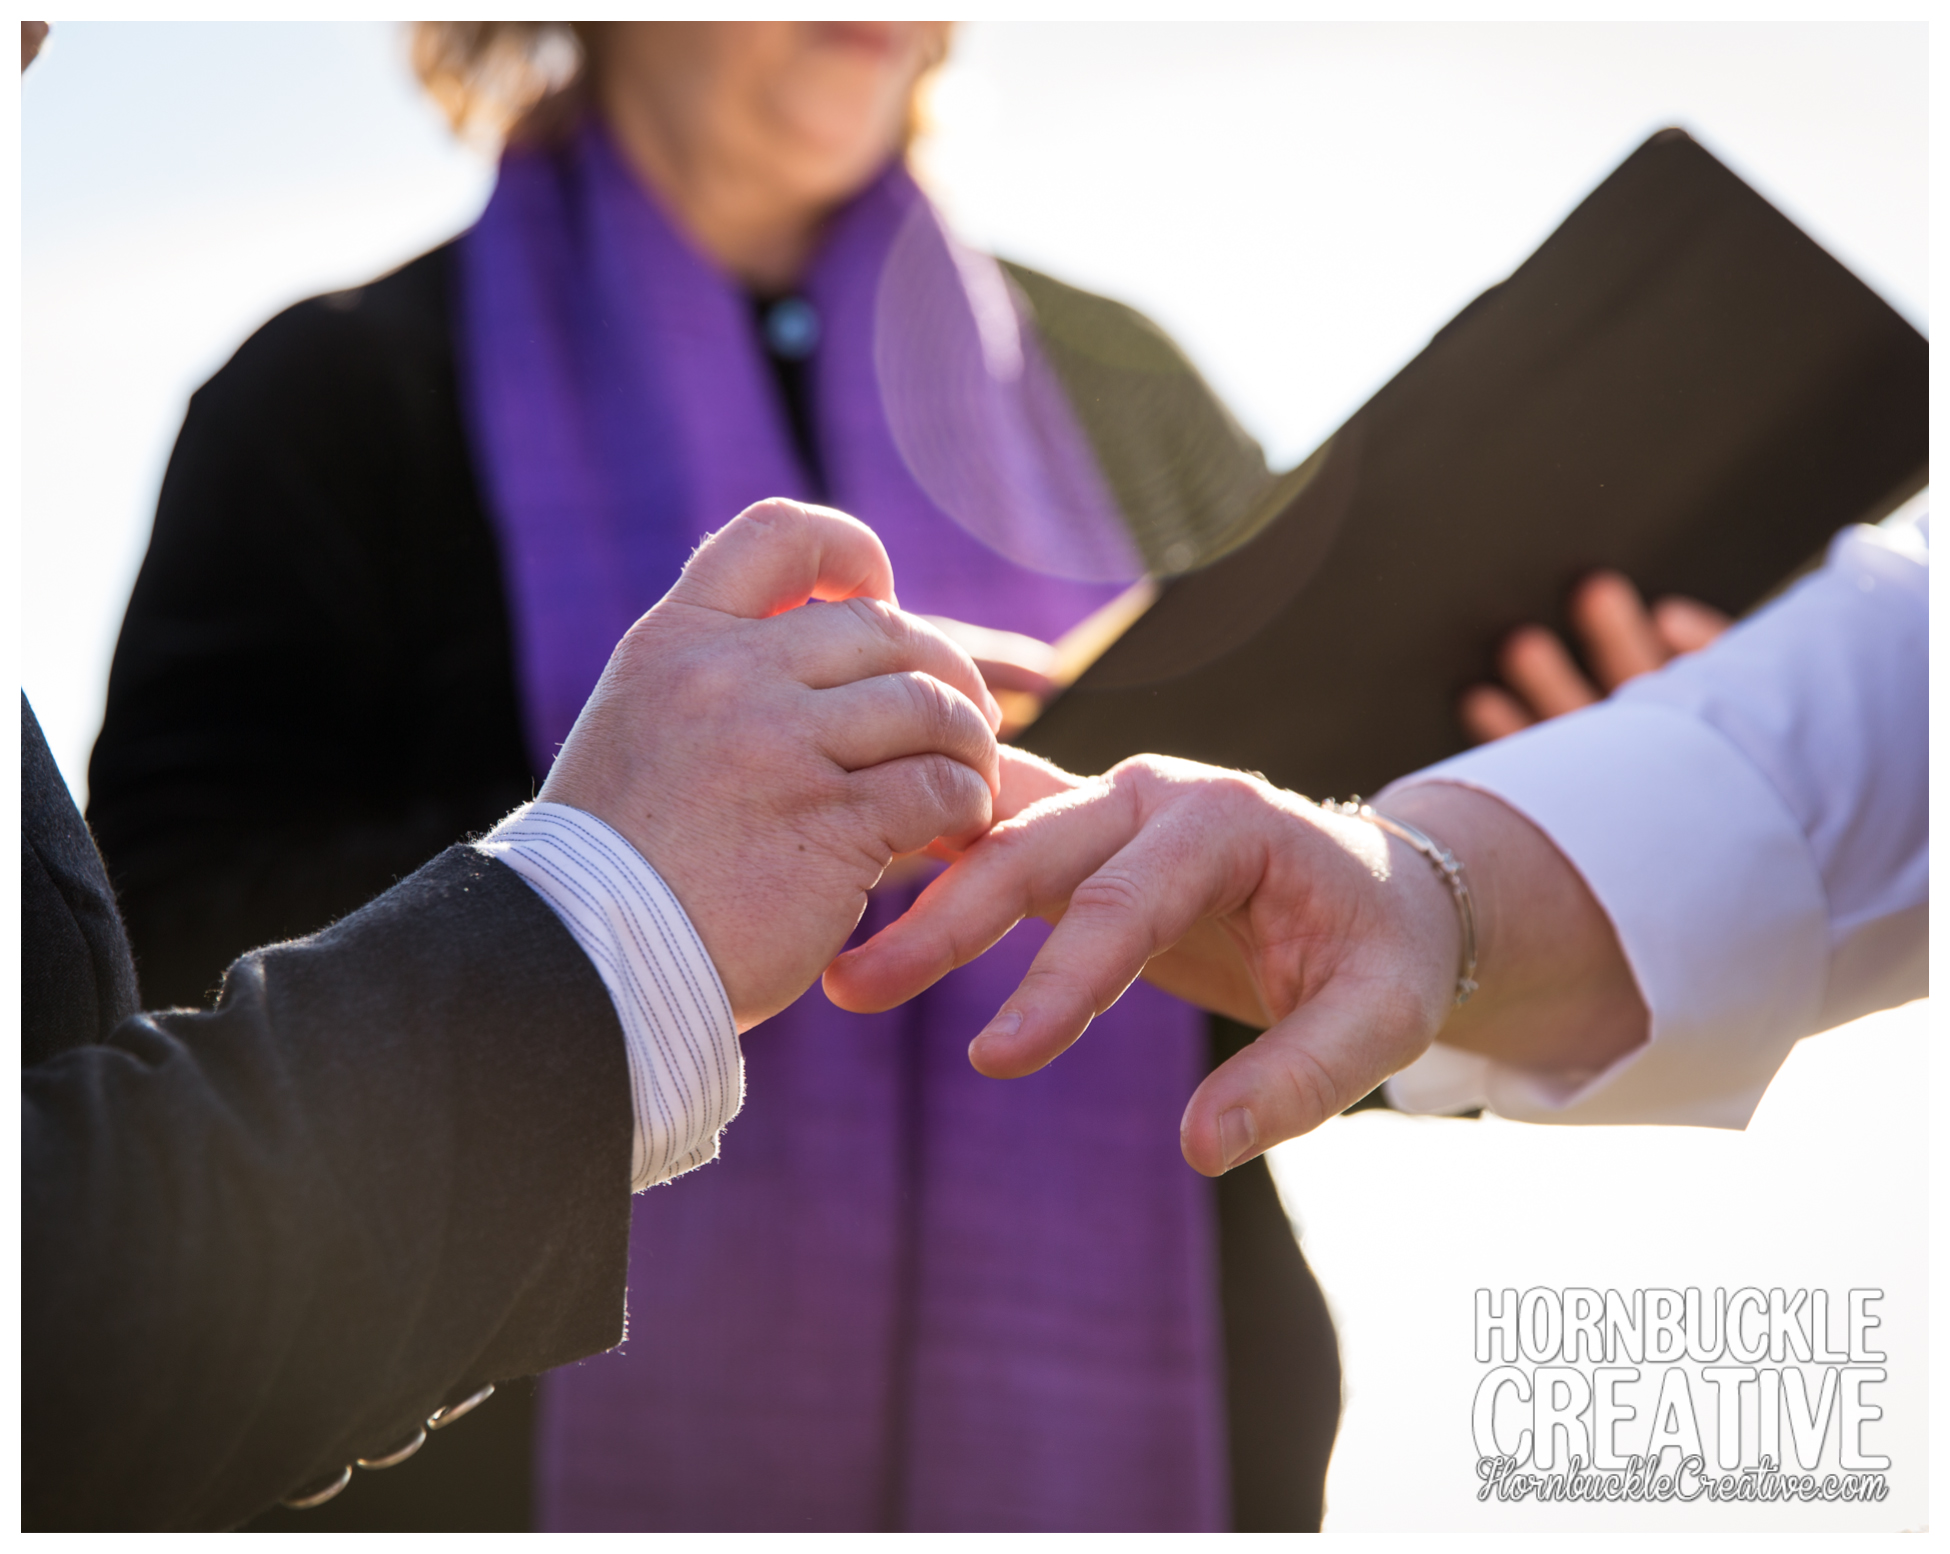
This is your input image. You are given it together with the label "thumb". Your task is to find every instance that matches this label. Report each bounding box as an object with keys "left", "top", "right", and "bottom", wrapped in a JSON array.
[
  {"left": 672, "top": 499, "right": 897, "bottom": 619},
  {"left": 1179, "top": 982, "right": 1433, "bottom": 1176}
]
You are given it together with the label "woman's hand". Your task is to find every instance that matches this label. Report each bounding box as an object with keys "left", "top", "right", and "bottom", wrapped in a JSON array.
[
  {"left": 826, "top": 755, "right": 1647, "bottom": 1176},
  {"left": 825, "top": 755, "right": 1466, "bottom": 1172},
  {"left": 1460, "top": 570, "right": 1730, "bottom": 742}
]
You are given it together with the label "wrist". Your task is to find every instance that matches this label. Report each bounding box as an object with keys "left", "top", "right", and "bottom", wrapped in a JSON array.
[
  {"left": 1369, "top": 785, "right": 1503, "bottom": 1031},
  {"left": 1378, "top": 779, "right": 1649, "bottom": 1073},
  {"left": 1345, "top": 803, "right": 1478, "bottom": 1010},
  {"left": 1296, "top": 796, "right": 1463, "bottom": 1044}
]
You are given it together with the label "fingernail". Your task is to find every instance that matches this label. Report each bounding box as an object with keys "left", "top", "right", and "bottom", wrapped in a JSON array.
[
  {"left": 971, "top": 1006, "right": 1029, "bottom": 1068},
  {"left": 977, "top": 1007, "right": 1022, "bottom": 1044},
  {"left": 1217, "top": 1107, "right": 1259, "bottom": 1172}
]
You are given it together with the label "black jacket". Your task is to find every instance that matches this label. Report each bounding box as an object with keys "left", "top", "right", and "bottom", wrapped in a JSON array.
[
  {"left": 23, "top": 695, "right": 634, "bottom": 1529},
  {"left": 86, "top": 244, "right": 1341, "bottom": 1531}
]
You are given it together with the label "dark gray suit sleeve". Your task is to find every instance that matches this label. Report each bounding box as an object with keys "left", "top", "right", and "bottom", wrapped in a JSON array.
[{"left": 22, "top": 845, "right": 634, "bottom": 1531}]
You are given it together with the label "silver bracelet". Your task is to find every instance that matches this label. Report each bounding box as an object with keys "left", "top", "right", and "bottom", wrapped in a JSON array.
[{"left": 1325, "top": 799, "right": 1479, "bottom": 1007}]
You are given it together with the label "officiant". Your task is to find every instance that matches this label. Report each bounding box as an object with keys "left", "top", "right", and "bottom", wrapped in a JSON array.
[{"left": 86, "top": 21, "right": 1342, "bottom": 1533}]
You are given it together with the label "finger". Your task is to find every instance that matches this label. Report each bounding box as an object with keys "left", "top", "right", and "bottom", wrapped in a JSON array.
[
  {"left": 963, "top": 812, "right": 1249, "bottom": 1079},
  {"left": 763, "top": 599, "right": 1002, "bottom": 731},
  {"left": 1652, "top": 595, "right": 1732, "bottom": 656},
  {"left": 814, "top": 672, "right": 1001, "bottom": 795},
  {"left": 994, "top": 747, "right": 1084, "bottom": 824},
  {"left": 1458, "top": 684, "right": 1534, "bottom": 744},
  {"left": 918, "top": 739, "right": 1078, "bottom": 858},
  {"left": 918, "top": 616, "right": 1060, "bottom": 697},
  {"left": 1499, "top": 625, "right": 1600, "bottom": 718},
  {"left": 843, "top": 751, "right": 994, "bottom": 863},
  {"left": 824, "top": 774, "right": 1141, "bottom": 1014},
  {"left": 991, "top": 690, "right": 1046, "bottom": 742},
  {"left": 1178, "top": 981, "right": 1428, "bottom": 1175},
  {"left": 669, "top": 499, "right": 896, "bottom": 619},
  {"left": 975, "top": 660, "right": 1059, "bottom": 700},
  {"left": 1570, "top": 570, "right": 1667, "bottom": 688}
]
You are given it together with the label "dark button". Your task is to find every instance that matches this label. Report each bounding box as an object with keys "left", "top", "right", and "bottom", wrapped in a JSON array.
[
  {"left": 762, "top": 296, "right": 820, "bottom": 361},
  {"left": 356, "top": 1424, "right": 427, "bottom": 1470},
  {"left": 426, "top": 1381, "right": 495, "bottom": 1431},
  {"left": 281, "top": 1464, "right": 352, "bottom": 1510}
]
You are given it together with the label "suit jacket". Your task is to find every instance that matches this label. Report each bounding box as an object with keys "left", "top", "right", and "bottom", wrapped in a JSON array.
[
  {"left": 23, "top": 695, "right": 633, "bottom": 1530},
  {"left": 85, "top": 245, "right": 1342, "bottom": 1531}
]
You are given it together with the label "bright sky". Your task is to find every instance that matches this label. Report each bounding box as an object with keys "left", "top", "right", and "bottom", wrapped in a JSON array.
[{"left": 19, "top": 21, "right": 1930, "bottom": 1532}]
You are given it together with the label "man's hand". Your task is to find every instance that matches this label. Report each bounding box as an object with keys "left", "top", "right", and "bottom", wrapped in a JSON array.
[
  {"left": 540, "top": 499, "right": 1004, "bottom": 1031},
  {"left": 826, "top": 752, "right": 1646, "bottom": 1175}
]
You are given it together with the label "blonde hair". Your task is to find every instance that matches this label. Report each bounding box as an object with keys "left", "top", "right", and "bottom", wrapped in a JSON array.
[
  {"left": 410, "top": 22, "right": 948, "bottom": 149},
  {"left": 411, "top": 22, "right": 587, "bottom": 145}
]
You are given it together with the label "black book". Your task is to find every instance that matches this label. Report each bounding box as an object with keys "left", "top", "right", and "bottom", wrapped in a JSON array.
[{"left": 1016, "top": 128, "right": 1927, "bottom": 799}]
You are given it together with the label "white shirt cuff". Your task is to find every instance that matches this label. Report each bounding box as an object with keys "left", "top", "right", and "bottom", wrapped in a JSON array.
[
  {"left": 1379, "top": 702, "right": 1828, "bottom": 1129},
  {"left": 476, "top": 801, "right": 743, "bottom": 1190}
]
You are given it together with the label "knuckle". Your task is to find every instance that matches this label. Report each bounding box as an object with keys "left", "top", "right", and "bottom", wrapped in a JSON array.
[
  {"left": 737, "top": 496, "right": 806, "bottom": 536},
  {"left": 881, "top": 606, "right": 960, "bottom": 678},
  {"left": 851, "top": 753, "right": 984, "bottom": 849},
  {"left": 1016, "top": 963, "right": 1100, "bottom": 1021},
  {"left": 1066, "top": 867, "right": 1150, "bottom": 922},
  {"left": 1275, "top": 1042, "right": 1347, "bottom": 1128},
  {"left": 915, "top": 748, "right": 978, "bottom": 803},
  {"left": 1107, "top": 754, "right": 1167, "bottom": 790},
  {"left": 982, "top": 813, "right": 1039, "bottom": 854},
  {"left": 845, "top": 594, "right": 899, "bottom": 632},
  {"left": 1102, "top": 761, "right": 1156, "bottom": 828},
  {"left": 875, "top": 751, "right": 946, "bottom": 812},
  {"left": 838, "top": 597, "right": 903, "bottom": 657},
  {"left": 918, "top": 753, "right": 989, "bottom": 827},
  {"left": 896, "top": 667, "right": 943, "bottom": 728},
  {"left": 891, "top": 614, "right": 942, "bottom": 676},
  {"left": 1108, "top": 754, "right": 1269, "bottom": 825},
  {"left": 1208, "top": 771, "right": 1278, "bottom": 824},
  {"left": 907, "top": 671, "right": 971, "bottom": 749}
]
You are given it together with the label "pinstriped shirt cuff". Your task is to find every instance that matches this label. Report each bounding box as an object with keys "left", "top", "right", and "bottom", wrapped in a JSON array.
[{"left": 476, "top": 801, "right": 743, "bottom": 1190}]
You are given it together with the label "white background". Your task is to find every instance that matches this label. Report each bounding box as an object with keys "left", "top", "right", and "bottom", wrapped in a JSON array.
[{"left": 19, "top": 21, "right": 1930, "bottom": 1532}]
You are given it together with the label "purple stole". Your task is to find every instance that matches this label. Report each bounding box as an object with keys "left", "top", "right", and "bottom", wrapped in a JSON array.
[{"left": 456, "top": 118, "right": 1226, "bottom": 1532}]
